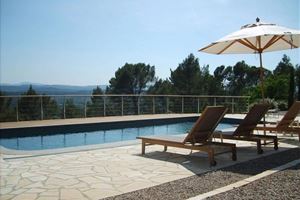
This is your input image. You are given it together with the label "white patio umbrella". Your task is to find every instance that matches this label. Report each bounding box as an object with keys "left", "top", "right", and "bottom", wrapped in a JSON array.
[{"left": 199, "top": 18, "right": 300, "bottom": 101}]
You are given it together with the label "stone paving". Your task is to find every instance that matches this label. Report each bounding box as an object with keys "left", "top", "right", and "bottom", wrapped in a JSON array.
[{"left": 1, "top": 137, "right": 298, "bottom": 200}]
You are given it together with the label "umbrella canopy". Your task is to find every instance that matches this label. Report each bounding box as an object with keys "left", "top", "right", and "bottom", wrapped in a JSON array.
[
  {"left": 199, "top": 18, "right": 300, "bottom": 100},
  {"left": 200, "top": 18, "right": 300, "bottom": 54}
]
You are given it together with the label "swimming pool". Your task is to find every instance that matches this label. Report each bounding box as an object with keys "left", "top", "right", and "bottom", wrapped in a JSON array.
[{"left": 0, "top": 122, "right": 234, "bottom": 151}]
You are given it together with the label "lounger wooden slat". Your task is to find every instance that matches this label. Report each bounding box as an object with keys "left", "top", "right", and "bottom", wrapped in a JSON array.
[
  {"left": 214, "top": 104, "right": 278, "bottom": 154},
  {"left": 255, "top": 101, "right": 300, "bottom": 141},
  {"left": 137, "top": 106, "right": 237, "bottom": 166}
]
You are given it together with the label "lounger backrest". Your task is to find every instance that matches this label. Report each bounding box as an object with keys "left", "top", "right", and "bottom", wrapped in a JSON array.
[
  {"left": 277, "top": 101, "right": 300, "bottom": 130},
  {"left": 183, "top": 106, "right": 227, "bottom": 144},
  {"left": 233, "top": 104, "right": 269, "bottom": 136}
]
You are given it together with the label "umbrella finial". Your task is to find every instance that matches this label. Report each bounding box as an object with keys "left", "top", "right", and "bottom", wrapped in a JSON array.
[{"left": 256, "top": 17, "right": 260, "bottom": 23}]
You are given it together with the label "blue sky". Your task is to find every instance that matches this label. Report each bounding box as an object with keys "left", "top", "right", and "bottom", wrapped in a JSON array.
[{"left": 1, "top": 0, "right": 299, "bottom": 86}]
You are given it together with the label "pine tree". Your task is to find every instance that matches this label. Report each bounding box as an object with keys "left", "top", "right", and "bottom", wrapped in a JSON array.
[{"left": 288, "top": 67, "right": 295, "bottom": 108}]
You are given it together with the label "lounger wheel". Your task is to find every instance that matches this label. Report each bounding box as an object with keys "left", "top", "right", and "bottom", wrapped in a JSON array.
[
  {"left": 258, "top": 149, "right": 264, "bottom": 154},
  {"left": 274, "top": 146, "right": 278, "bottom": 150},
  {"left": 210, "top": 160, "right": 217, "bottom": 166}
]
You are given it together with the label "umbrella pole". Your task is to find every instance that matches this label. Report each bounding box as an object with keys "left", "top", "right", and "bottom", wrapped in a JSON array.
[
  {"left": 259, "top": 52, "right": 265, "bottom": 102},
  {"left": 259, "top": 52, "right": 267, "bottom": 143}
]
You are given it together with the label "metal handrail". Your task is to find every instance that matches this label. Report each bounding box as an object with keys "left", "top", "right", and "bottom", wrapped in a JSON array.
[
  {"left": 0, "top": 94, "right": 250, "bottom": 98},
  {"left": 0, "top": 94, "right": 250, "bottom": 122}
]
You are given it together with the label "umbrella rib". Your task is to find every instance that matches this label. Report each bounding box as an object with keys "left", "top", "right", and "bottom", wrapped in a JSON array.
[
  {"left": 198, "top": 43, "right": 216, "bottom": 51},
  {"left": 280, "top": 37, "right": 299, "bottom": 48},
  {"left": 237, "top": 39, "right": 259, "bottom": 51},
  {"left": 263, "top": 35, "right": 283, "bottom": 50},
  {"left": 218, "top": 41, "right": 236, "bottom": 54}
]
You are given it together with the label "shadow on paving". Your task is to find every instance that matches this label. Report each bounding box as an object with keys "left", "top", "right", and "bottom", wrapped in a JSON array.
[
  {"left": 103, "top": 147, "right": 300, "bottom": 200},
  {"left": 132, "top": 145, "right": 291, "bottom": 176}
]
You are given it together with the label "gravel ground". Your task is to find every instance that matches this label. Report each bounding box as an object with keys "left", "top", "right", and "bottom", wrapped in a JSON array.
[
  {"left": 208, "top": 164, "right": 300, "bottom": 200},
  {"left": 103, "top": 148, "right": 300, "bottom": 200}
]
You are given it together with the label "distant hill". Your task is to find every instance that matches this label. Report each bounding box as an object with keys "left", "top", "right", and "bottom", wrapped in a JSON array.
[{"left": 0, "top": 83, "right": 107, "bottom": 95}]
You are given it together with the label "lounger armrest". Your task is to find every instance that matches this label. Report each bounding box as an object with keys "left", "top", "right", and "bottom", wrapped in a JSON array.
[
  {"left": 214, "top": 130, "right": 222, "bottom": 134},
  {"left": 263, "top": 121, "right": 278, "bottom": 125},
  {"left": 213, "top": 130, "right": 234, "bottom": 143},
  {"left": 219, "top": 131, "right": 234, "bottom": 135}
]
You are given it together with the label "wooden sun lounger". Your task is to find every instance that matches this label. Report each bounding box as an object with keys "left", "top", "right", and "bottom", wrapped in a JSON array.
[
  {"left": 255, "top": 101, "right": 300, "bottom": 141},
  {"left": 137, "top": 106, "right": 237, "bottom": 166},
  {"left": 214, "top": 104, "right": 278, "bottom": 154}
]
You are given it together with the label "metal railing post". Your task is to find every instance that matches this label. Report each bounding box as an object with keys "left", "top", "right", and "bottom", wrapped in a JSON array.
[
  {"left": 166, "top": 97, "right": 169, "bottom": 113},
  {"left": 152, "top": 96, "right": 155, "bottom": 114},
  {"left": 181, "top": 97, "right": 184, "bottom": 113},
  {"left": 138, "top": 96, "right": 140, "bottom": 115},
  {"left": 121, "top": 96, "right": 124, "bottom": 116},
  {"left": 63, "top": 97, "right": 66, "bottom": 119},
  {"left": 16, "top": 97, "right": 19, "bottom": 121},
  {"left": 247, "top": 97, "right": 250, "bottom": 112},
  {"left": 232, "top": 97, "right": 234, "bottom": 113},
  {"left": 84, "top": 97, "right": 87, "bottom": 118},
  {"left": 40, "top": 96, "right": 43, "bottom": 120},
  {"left": 103, "top": 96, "right": 106, "bottom": 116},
  {"left": 197, "top": 98, "right": 200, "bottom": 113},
  {"left": 214, "top": 97, "right": 217, "bottom": 106}
]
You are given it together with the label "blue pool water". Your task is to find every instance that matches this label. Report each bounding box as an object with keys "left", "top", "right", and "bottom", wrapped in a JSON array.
[{"left": 0, "top": 122, "right": 234, "bottom": 151}]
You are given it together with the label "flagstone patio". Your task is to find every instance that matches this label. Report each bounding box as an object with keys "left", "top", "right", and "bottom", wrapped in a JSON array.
[{"left": 1, "top": 137, "right": 298, "bottom": 200}]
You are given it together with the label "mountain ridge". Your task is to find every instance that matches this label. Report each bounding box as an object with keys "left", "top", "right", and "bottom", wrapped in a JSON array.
[{"left": 0, "top": 83, "right": 107, "bottom": 95}]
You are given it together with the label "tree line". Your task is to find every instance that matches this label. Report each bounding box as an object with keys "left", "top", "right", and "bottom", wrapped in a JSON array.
[
  {"left": 106, "top": 53, "right": 299, "bottom": 109},
  {"left": 1, "top": 53, "right": 299, "bottom": 121}
]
